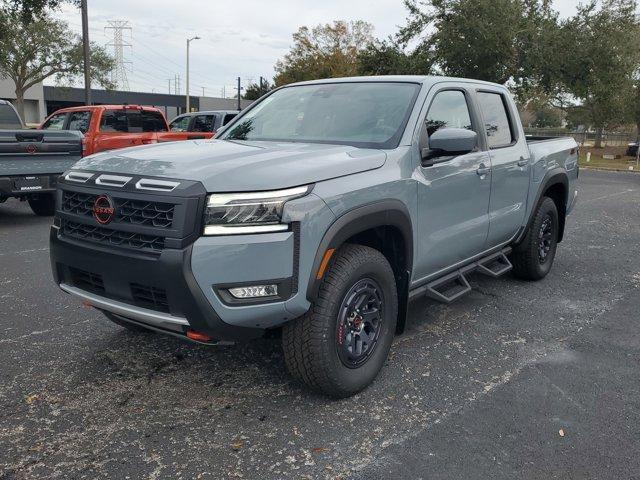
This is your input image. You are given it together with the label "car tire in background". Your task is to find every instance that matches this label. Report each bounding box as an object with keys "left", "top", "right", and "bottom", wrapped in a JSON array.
[
  {"left": 282, "top": 244, "right": 398, "bottom": 398},
  {"left": 27, "top": 193, "right": 55, "bottom": 216},
  {"left": 511, "top": 196, "right": 559, "bottom": 281}
]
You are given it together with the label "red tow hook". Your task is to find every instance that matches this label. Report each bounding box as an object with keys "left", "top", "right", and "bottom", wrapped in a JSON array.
[{"left": 186, "top": 329, "right": 214, "bottom": 342}]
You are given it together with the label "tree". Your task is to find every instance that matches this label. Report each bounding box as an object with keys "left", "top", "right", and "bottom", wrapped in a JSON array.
[
  {"left": 559, "top": 0, "right": 640, "bottom": 147},
  {"left": 397, "top": 0, "right": 562, "bottom": 94},
  {"left": 357, "top": 39, "right": 432, "bottom": 75},
  {"left": 243, "top": 79, "right": 273, "bottom": 100},
  {"left": 274, "top": 20, "right": 374, "bottom": 86},
  {"left": 0, "top": 8, "right": 114, "bottom": 119}
]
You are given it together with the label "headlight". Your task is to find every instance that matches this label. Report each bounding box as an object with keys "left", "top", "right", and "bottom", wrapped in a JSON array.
[{"left": 203, "top": 185, "right": 312, "bottom": 235}]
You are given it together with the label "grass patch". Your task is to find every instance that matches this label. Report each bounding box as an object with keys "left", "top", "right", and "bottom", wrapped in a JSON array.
[{"left": 579, "top": 153, "right": 638, "bottom": 171}]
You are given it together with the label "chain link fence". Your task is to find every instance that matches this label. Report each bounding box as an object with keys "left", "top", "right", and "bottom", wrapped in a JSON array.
[{"left": 524, "top": 129, "right": 637, "bottom": 148}]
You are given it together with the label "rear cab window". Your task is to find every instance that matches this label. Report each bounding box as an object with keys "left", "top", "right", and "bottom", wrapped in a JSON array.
[
  {"left": 42, "top": 112, "right": 67, "bottom": 130},
  {"left": 477, "top": 92, "right": 515, "bottom": 148},
  {"left": 0, "top": 102, "right": 22, "bottom": 129},
  {"left": 100, "top": 109, "right": 167, "bottom": 133}
]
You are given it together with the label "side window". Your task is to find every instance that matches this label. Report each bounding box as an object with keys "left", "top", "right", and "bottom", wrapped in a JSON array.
[
  {"left": 42, "top": 112, "right": 67, "bottom": 130},
  {"left": 222, "top": 113, "right": 237, "bottom": 126},
  {"left": 425, "top": 90, "right": 473, "bottom": 137},
  {"left": 170, "top": 116, "right": 190, "bottom": 131},
  {"left": 100, "top": 110, "right": 128, "bottom": 132},
  {"left": 67, "top": 111, "right": 92, "bottom": 133},
  {"left": 191, "top": 115, "right": 214, "bottom": 132},
  {"left": 138, "top": 111, "right": 168, "bottom": 132},
  {"left": 477, "top": 92, "right": 514, "bottom": 148}
]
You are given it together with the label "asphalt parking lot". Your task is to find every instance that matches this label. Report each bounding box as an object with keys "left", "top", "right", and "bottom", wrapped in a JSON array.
[{"left": 1, "top": 169, "right": 639, "bottom": 479}]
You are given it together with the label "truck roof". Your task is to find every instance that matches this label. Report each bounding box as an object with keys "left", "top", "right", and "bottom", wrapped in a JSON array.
[
  {"left": 288, "top": 75, "right": 506, "bottom": 89},
  {"left": 49, "top": 104, "right": 164, "bottom": 113}
]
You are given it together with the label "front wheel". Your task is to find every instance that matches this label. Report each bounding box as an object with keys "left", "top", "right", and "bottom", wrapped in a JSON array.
[
  {"left": 282, "top": 244, "right": 398, "bottom": 398},
  {"left": 27, "top": 193, "right": 55, "bottom": 216},
  {"left": 511, "top": 196, "right": 559, "bottom": 280}
]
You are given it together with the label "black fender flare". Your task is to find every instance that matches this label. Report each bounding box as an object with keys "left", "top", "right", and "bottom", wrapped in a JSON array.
[
  {"left": 306, "top": 199, "right": 413, "bottom": 303},
  {"left": 516, "top": 167, "right": 569, "bottom": 246}
]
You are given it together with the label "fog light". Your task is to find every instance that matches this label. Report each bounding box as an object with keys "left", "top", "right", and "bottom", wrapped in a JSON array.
[{"left": 228, "top": 284, "right": 278, "bottom": 299}]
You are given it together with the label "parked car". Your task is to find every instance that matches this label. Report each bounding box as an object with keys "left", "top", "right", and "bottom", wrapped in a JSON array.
[
  {"left": 40, "top": 105, "right": 208, "bottom": 156},
  {"left": 626, "top": 140, "right": 638, "bottom": 157},
  {"left": 169, "top": 110, "right": 239, "bottom": 136},
  {"left": 0, "top": 99, "right": 82, "bottom": 215},
  {"left": 50, "top": 76, "right": 578, "bottom": 397}
]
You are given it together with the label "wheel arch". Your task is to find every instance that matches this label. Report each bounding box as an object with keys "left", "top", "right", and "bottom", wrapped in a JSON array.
[
  {"left": 517, "top": 168, "right": 569, "bottom": 246},
  {"left": 306, "top": 200, "right": 413, "bottom": 332}
]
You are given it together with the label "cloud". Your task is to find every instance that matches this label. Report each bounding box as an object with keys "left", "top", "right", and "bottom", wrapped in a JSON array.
[{"left": 53, "top": 0, "right": 589, "bottom": 95}]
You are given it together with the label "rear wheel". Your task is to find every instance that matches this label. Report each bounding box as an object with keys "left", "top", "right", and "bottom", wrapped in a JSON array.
[
  {"left": 511, "top": 197, "right": 559, "bottom": 280},
  {"left": 27, "top": 193, "right": 55, "bottom": 216},
  {"left": 282, "top": 244, "right": 398, "bottom": 398}
]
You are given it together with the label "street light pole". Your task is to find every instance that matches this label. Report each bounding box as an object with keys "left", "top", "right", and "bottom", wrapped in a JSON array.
[
  {"left": 186, "top": 36, "right": 200, "bottom": 113},
  {"left": 81, "top": 0, "right": 91, "bottom": 105}
]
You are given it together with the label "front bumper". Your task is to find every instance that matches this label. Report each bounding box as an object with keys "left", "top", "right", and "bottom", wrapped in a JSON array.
[{"left": 50, "top": 226, "right": 265, "bottom": 341}]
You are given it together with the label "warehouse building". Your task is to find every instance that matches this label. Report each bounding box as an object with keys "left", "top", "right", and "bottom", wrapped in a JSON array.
[{"left": 0, "top": 79, "right": 252, "bottom": 125}]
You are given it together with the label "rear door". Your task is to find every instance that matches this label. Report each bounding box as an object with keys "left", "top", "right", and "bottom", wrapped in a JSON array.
[
  {"left": 475, "top": 89, "right": 530, "bottom": 247},
  {"left": 413, "top": 85, "right": 492, "bottom": 279}
]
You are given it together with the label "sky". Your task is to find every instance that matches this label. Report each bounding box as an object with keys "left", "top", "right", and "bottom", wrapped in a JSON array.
[{"left": 53, "top": 0, "right": 589, "bottom": 97}]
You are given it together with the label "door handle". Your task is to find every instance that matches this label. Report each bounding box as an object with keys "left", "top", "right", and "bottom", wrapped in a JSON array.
[
  {"left": 476, "top": 164, "right": 491, "bottom": 176},
  {"left": 517, "top": 157, "right": 528, "bottom": 167}
]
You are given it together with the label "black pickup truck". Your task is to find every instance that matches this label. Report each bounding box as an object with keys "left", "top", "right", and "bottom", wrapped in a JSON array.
[{"left": 0, "top": 99, "right": 83, "bottom": 215}]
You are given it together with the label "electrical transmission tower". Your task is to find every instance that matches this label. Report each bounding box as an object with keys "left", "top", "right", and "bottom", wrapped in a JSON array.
[{"left": 105, "top": 20, "right": 132, "bottom": 91}]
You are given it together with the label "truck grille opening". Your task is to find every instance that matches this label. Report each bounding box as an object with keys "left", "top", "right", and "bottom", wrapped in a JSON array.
[
  {"left": 130, "top": 283, "right": 169, "bottom": 313},
  {"left": 69, "top": 267, "right": 105, "bottom": 294},
  {"left": 61, "top": 219, "right": 165, "bottom": 252},
  {"left": 61, "top": 191, "right": 175, "bottom": 228}
]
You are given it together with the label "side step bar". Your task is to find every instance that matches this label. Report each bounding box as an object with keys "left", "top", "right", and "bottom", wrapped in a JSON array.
[{"left": 410, "top": 248, "right": 513, "bottom": 304}]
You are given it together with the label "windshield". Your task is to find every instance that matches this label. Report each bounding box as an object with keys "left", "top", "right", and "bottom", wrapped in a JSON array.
[{"left": 220, "top": 82, "right": 421, "bottom": 149}]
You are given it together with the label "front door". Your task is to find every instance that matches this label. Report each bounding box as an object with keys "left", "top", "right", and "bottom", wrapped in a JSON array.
[{"left": 413, "top": 87, "right": 492, "bottom": 281}]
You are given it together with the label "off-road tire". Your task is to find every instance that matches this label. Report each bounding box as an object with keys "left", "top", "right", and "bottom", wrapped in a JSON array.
[
  {"left": 511, "top": 196, "right": 559, "bottom": 281},
  {"left": 282, "top": 244, "right": 398, "bottom": 398},
  {"left": 103, "top": 312, "right": 153, "bottom": 333},
  {"left": 27, "top": 193, "right": 55, "bottom": 216}
]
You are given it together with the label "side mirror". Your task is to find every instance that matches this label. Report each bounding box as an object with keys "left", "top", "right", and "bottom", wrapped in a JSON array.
[{"left": 421, "top": 128, "right": 477, "bottom": 166}]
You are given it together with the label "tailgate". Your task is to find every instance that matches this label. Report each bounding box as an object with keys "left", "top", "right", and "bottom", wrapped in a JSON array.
[
  {"left": 0, "top": 129, "right": 83, "bottom": 176},
  {"left": 156, "top": 131, "right": 214, "bottom": 142}
]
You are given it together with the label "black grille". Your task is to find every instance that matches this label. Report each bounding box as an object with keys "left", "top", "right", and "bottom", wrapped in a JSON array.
[
  {"left": 115, "top": 199, "right": 174, "bottom": 228},
  {"left": 62, "top": 191, "right": 94, "bottom": 217},
  {"left": 69, "top": 267, "right": 105, "bottom": 293},
  {"left": 61, "top": 220, "right": 165, "bottom": 252},
  {"left": 131, "top": 283, "right": 169, "bottom": 313},
  {"left": 61, "top": 191, "right": 175, "bottom": 228}
]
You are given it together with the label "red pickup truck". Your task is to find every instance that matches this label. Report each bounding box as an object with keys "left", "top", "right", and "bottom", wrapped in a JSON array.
[{"left": 40, "top": 105, "right": 213, "bottom": 156}]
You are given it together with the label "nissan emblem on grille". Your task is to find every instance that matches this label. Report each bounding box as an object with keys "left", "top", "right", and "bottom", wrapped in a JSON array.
[{"left": 92, "top": 195, "right": 115, "bottom": 224}]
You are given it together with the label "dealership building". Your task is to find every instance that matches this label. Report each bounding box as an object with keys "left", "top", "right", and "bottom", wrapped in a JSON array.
[{"left": 0, "top": 77, "right": 252, "bottom": 125}]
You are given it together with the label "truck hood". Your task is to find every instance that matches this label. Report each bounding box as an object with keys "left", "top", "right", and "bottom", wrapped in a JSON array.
[{"left": 74, "top": 139, "right": 387, "bottom": 192}]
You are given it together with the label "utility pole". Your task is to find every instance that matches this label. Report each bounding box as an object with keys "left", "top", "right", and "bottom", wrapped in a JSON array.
[
  {"left": 167, "top": 78, "right": 172, "bottom": 94},
  {"left": 80, "top": 0, "right": 91, "bottom": 105},
  {"left": 202, "top": 87, "right": 205, "bottom": 97},
  {"left": 186, "top": 36, "right": 200, "bottom": 113},
  {"left": 236, "top": 77, "right": 243, "bottom": 111}
]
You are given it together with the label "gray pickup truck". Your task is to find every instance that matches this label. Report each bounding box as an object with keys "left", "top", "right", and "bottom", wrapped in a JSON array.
[
  {"left": 50, "top": 76, "right": 578, "bottom": 397},
  {"left": 0, "top": 99, "right": 83, "bottom": 215}
]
